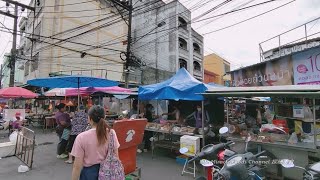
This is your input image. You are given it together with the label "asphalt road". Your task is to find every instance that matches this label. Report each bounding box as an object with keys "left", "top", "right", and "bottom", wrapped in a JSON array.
[{"left": 0, "top": 129, "right": 196, "bottom": 180}]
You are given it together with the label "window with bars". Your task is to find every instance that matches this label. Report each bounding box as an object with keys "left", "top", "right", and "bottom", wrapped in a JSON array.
[
  {"left": 179, "top": 59, "right": 187, "bottom": 70},
  {"left": 224, "top": 63, "right": 230, "bottom": 73},
  {"left": 193, "top": 61, "right": 201, "bottom": 71}
]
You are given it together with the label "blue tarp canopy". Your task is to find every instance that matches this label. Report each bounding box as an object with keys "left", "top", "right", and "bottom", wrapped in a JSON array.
[{"left": 138, "top": 68, "right": 221, "bottom": 101}]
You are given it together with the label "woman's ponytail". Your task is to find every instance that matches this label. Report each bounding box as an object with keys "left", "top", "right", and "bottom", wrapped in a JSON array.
[
  {"left": 88, "top": 105, "right": 108, "bottom": 145},
  {"left": 96, "top": 118, "right": 108, "bottom": 145}
]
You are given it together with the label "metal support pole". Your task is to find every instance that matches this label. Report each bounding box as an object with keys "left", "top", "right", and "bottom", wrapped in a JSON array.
[
  {"left": 9, "top": 4, "right": 18, "bottom": 87},
  {"left": 124, "top": 0, "right": 132, "bottom": 88},
  {"left": 226, "top": 98, "right": 229, "bottom": 125},
  {"left": 278, "top": 35, "right": 281, "bottom": 58},
  {"left": 304, "top": 24, "right": 308, "bottom": 42},
  {"left": 201, "top": 100, "right": 205, "bottom": 146},
  {"left": 313, "top": 98, "right": 317, "bottom": 147}
]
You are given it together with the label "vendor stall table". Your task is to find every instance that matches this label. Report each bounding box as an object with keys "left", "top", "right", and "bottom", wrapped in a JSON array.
[{"left": 145, "top": 128, "right": 203, "bottom": 158}]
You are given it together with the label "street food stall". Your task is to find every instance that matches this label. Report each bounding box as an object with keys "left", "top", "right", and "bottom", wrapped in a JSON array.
[
  {"left": 139, "top": 68, "right": 220, "bottom": 157},
  {"left": 203, "top": 85, "right": 320, "bottom": 179}
]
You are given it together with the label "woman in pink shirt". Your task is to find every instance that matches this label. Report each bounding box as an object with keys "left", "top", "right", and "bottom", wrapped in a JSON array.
[{"left": 71, "top": 105, "right": 120, "bottom": 180}]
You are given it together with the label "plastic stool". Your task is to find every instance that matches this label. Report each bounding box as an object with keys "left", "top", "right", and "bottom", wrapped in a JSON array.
[{"left": 181, "top": 156, "right": 196, "bottom": 178}]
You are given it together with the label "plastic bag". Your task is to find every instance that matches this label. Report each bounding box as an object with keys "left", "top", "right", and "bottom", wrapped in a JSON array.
[
  {"left": 18, "top": 165, "right": 29, "bottom": 173},
  {"left": 9, "top": 131, "right": 18, "bottom": 144},
  {"left": 264, "top": 109, "right": 274, "bottom": 124},
  {"left": 303, "top": 106, "right": 313, "bottom": 119},
  {"left": 288, "top": 132, "right": 298, "bottom": 144}
]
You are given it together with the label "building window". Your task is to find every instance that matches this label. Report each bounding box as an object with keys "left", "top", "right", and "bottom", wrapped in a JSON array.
[
  {"left": 179, "top": 59, "right": 187, "bottom": 69},
  {"left": 179, "top": 38, "right": 188, "bottom": 50},
  {"left": 224, "top": 63, "right": 230, "bottom": 73},
  {"left": 178, "top": 17, "right": 187, "bottom": 30},
  {"left": 31, "top": 53, "right": 39, "bottom": 72},
  {"left": 193, "top": 43, "right": 201, "bottom": 54},
  {"left": 24, "top": 61, "right": 30, "bottom": 76},
  {"left": 193, "top": 61, "right": 201, "bottom": 71}
]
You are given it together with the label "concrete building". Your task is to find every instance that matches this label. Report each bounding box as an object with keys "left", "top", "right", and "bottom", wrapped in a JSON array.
[
  {"left": 203, "top": 69, "right": 219, "bottom": 84},
  {"left": 131, "top": 0, "right": 204, "bottom": 84},
  {"left": 204, "top": 53, "right": 231, "bottom": 86},
  {"left": 18, "top": 0, "right": 127, "bottom": 84},
  {"left": 1, "top": 53, "right": 24, "bottom": 88}
]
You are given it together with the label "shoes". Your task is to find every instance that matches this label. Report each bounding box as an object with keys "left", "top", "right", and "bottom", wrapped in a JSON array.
[
  {"left": 57, "top": 154, "right": 68, "bottom": 159},
  {"left": 137, "top": 149, "right": 142, "bottom": 153},
  {"left": 65, "top": 159, "right": 73, "bottom": 164},
  {"left": 143, "top": 149, "right": 148, "bottom": 152}
]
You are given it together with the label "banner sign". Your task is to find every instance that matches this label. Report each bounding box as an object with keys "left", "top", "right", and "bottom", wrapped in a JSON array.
[
  {"left": 293, "top": 47, "right": 320, "bottom": 85},
  {"left": 231, "top": 56, "right": 293, "bottom": 87},
  {"left": 231, "top": 46, "right": 320, "bottom": 87}
]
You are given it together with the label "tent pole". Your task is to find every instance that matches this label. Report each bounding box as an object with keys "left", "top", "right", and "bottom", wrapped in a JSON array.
[
  {"left": 226, "top": 98, "right": 229, "bottom": 125},
  {"left": 201, "top": 100, "right": 205, "bottom": 146}
]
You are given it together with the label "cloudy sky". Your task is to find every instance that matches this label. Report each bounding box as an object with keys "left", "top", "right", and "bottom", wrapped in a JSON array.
[{"left": 0, "top": 0, "right": 320, "bottom": 70}]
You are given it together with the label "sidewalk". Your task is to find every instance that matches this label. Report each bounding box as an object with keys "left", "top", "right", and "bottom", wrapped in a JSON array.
[{"left": 0, "top": 129, "right": 195, "bottom": 180}]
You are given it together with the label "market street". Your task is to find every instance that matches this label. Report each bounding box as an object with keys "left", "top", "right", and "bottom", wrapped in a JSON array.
[{"left": 0, "top": 129, "right": 194, "bottom": 180}]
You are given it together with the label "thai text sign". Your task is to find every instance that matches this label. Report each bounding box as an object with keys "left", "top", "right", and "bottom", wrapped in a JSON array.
[{"left": 231, "top": 46, "right": 320, "bottom": 87}]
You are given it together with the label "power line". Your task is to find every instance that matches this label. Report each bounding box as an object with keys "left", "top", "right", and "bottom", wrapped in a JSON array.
[
  {"left": 0, "top": 25, "right": 124, "bottom": 53},
  {"left": 194, "top": 0, "right": 256, "bottom": 28},
  {"left": 202, "top": 0, "right": 296, "bottom": 35}
]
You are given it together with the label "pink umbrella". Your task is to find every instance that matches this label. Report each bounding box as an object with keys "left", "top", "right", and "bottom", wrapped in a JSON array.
[
  {"left": 0, "top": 87, "right": 38, "bottom": 98},
  {"left": 65, "top": 86, "right": 131, "bottom": 96}
]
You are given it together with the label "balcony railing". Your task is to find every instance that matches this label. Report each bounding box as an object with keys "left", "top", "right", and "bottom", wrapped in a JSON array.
[
  {"left": 179, "top": 48, "right": 189, "bottom": 58},
  {"left": 193, "top": 70, "right": 202, "bottom": 77}
]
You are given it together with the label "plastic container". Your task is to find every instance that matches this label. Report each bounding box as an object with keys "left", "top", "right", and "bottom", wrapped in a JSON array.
[{"left": 176, "top": 155, "right": 188, "bottom": 165}]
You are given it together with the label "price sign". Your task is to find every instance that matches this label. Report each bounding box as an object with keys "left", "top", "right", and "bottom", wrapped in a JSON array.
[{"left": 293, "top": 105, "right": 304, "bottom": 118}]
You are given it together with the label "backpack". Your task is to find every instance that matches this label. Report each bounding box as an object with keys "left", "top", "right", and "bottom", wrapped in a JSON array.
[{"left": 98, "top": 130, "right": 125, "bottom": 180}]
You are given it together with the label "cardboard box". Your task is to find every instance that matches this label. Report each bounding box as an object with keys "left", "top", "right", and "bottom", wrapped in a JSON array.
[{"left": 180, "top": 135, "right": 200, "bottom": 156}]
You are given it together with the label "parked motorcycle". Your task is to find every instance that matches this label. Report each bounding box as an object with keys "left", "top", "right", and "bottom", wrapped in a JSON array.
[
  {"left": 189, "top": 127, "right": 268, "bottom": 180},
  {"left": 280, "top": 159, "right": 320, "bottom": 180}
]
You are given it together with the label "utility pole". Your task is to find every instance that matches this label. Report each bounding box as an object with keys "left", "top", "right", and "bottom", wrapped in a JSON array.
[
  {"left": 0, "top": 0, "right": 35, "bottom": 87},
  {"left": 9, "top": 4, "right": 17, "bottom": 87},
  {"left": 124, "top": 0, "right": 133, "bottom": 88}
]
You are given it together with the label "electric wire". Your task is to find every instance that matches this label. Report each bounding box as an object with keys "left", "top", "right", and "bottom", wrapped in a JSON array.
[{"left": 202, "top": 0, "right": 296, "bottom": 35}]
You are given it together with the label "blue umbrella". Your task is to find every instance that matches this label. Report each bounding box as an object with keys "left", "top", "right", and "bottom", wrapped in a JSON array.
[{"left": 27, "top": 75, "right": 119, "bottom": 109}]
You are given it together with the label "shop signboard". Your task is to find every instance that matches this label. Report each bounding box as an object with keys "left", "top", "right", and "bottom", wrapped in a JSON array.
[
  {"left": 231, "top": 46, "right": 320, "bottom": 87},
  {"left": 231, "top": 56, "right": 294, "bottom": 87},
  {"left": 292, "top": 47, "right": 320, "bottom": 85}
]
